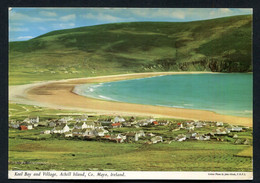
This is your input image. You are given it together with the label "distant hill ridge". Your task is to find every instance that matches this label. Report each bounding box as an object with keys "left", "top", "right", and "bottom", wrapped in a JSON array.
[{"left": 9, "top": 15, "right": 252, "bottom": 85}]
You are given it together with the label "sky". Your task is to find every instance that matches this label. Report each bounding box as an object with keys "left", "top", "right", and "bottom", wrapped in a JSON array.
[{"left": 9, "top": 8, "right": 252, "bottom": 42}]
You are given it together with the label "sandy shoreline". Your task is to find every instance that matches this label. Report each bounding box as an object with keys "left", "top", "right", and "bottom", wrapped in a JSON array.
[{"left": 9, "top": 72, "right": 252, "bottom": 127}]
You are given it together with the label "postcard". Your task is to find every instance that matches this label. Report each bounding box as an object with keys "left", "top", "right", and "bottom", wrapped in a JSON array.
[{"left": 8, "top": 7, "right": 253, "bottom": 180}]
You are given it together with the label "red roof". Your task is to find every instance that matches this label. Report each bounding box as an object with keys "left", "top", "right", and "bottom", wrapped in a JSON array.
[
  {"left": 177, "top": 123, "right": 182, "bottom": 125},
  {"left": 153, "top": 121, "right": 158, "bottom": 125},
  {"left": 19, "top": 125, "right": 28, "bottom": 130},
  {"left": 111, "top": 122, "right": 121, "bottom": 126}
]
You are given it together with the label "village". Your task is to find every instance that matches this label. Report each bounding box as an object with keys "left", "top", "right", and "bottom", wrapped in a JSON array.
[{"left": 9, "top": 115, "right": 251, "bottom": 145}]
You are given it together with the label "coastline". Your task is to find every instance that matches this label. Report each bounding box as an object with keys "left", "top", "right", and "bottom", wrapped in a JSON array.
[{"left": 9, "top": 72, "right": 253, "bottom": 127}]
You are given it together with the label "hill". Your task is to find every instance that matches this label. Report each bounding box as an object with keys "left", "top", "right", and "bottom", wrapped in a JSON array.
[{"left": 9, "top": 15, "right": 252, "bottom": 85}]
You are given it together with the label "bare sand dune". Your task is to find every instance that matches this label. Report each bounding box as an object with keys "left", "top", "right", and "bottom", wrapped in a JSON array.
[{"left": 9, "top": 72, "right": 252, "bottom": 127}]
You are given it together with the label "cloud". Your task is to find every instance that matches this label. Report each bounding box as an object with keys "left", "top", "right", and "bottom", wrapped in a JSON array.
[
  {"left": 52, "top": 23, "right": 75, "bottom": 29},
  {"left": 9, "top": 12, "right": 56, "bottom": 22},
  {"left": 82, "top": 13, "right": 134, "bottom": 22},
  {"left": 17, "top": 36, "right": 34, "bottom": 40},
  {"left": 38, "top": 26, "right": 47, "bottom": 31},
  {"left": 60, "top": 14, "right": 76, "bottom": 22},
  {"left": 129, "top": 8, "right": 186, "bottom": 19},
  {"left": 39, "top": 11, "right": 57, "bottom": 17},
  {"left": 219, "top": 8, "right": 232, "bottom": 13},
  {"left": 9, "top": 27, "right": 29, "bottom": 32}
]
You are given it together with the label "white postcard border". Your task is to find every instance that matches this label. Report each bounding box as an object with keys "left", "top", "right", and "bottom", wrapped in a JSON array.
[{"left": 8, "top": 171, "right": 253, "bottom": 180}]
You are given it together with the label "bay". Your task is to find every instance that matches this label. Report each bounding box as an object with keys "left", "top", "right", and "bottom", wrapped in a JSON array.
[{"left": 74, "top": 73, "right": 253, "bottom": 117}]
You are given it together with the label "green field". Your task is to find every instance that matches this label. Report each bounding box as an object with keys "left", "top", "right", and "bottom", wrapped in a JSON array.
[
  {"left": 9, "top": 104, "right": 252, "bottom": 171},
  {"left": 9, "top": 15, "right": 252, "bottom": 85},
  {"left": 9, "top": 133, "right": 252, "bottom": 171}
]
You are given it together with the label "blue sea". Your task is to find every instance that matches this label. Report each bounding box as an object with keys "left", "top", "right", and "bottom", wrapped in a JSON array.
[{"left": 74, "top": 73, "right": 253, "bottom": 117}]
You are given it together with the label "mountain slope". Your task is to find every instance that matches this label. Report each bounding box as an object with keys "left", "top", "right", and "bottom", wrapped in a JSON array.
[{"left": 9, "top": 15, "right": 252, "bottom": 85}]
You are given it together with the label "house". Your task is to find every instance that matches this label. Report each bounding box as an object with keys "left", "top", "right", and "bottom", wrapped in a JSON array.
[
  {"left": 82, "top": 128, "right": 95, "bottom": 137},
  {"left": 72, "top": 128, "right": 83, "bottom": 137},
  {"left": 19, "top": 123, "right": 33, "bottom": 130},
  {"left": 233, "top": 134, "right": 238, "bottom": 138},
  {"left": 175, "top": 134, "right": 186, "bottom": 141},
  {"left": 113, "top": 116, "right": 125, "bottom": 123},
  {"left": 147, "top": 133, "right": 155, "bottom": 137},
  {"left": 85, "top": 121, "right": 95, "bottom": 129},
  {"left": 213, "top": 128, "right": 230, "bottom": 135},
  {"left": 110, "top": 134, "right": 124, "bottom": 143},
  {"left": 29, "top": 116, "right": 39, "bottom": 124},
  {"left": 195, "top": 122, "right": 203, "bottom": 128},
  {"left": 63, "top": 116, "right": 74, "bottom": 122},
  {"left": 99, "top": 120, "right": 112, "bottom": 128},
  {"left": 136, "top": 130, "right": 145, "bottom": 138},
  {"left": 94, "top": 129, "right": 107, "bottom": 137},
  {"left": 197, "top": 135, "right": 210, "bottom": 141},
  {"left": 227, "top": 126, "right": 243, "bottom": 132},
  {"left": 74, "top": 122, "right": 88, "bottom": 129},
  {"left": 151, "top": 136, "right": 163, "bottom": 143},
  {"left": 58, "top": 118, "right": 67, "bottom": 123},
  {"left": 126, "top": 133, "right": 138, "bottom": 142},
  {"left": 122, "top": 122, "right": 132, "bottom": 127},
  {"left": 234, "top": 139, "right": 242, "bottom": 144},
  {"left": 129, "top": 116, "right": 136, "bottom": 122},
  {"left": 147, "top": 118, "right": 157, "bottom": 123},
  {"left": 64, "top": 132, "right": 73, "bottom": 138},
  {"left": 103, "top": 134, "right": 111, "bottom": 140},
  {"left": 216, "top": 122, "right": 224, "bottom": 127},
  {"left": 152, "top": 121, "right": 159, "bottom": 125},
  {"left": 48, "top": 121, "right": 56, "bottom": 127},
  {"left": 110, "top": 122, "right": 122, "bottom": 128},
  {"left": 186, "top": 132, "right": 198, "bottom": 139},
  {"left": 9, "top": 123, "right": 19, "bottom": 129},
  {"left": 158, "top": 120, "right": 169, "bottom": 126},
  {"left": 185, "top": 121, "right": 194, "bottom": 125},
  {"left": 43, "top": 130, "right": 51, "bottom": 134},
  {"left": 94, "top": 123, "right": 104, "bottom": 129},
  {"left": 177, "top": 123, "right": 183, "bottom": 128},
  {"left": 186, "top": 124, "right": 195, "bottom": 131},
  {"left": 19, "top": 125, "right": 28, "bottom": 130},
  {"left": 136, "top": 120, "right": 149, "bottom": 127},
  {"left": 243, "top": 139, "right": 250, "bottom": 145},
  {"left": 75, "top": 115, "right": 88, "bottom": 122},
  {"left": 51, "top": 124, "right": 70, "bottom": 134}
]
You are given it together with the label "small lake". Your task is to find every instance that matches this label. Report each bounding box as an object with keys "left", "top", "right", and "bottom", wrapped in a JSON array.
[{"left": 74, "top": 73, "right": 253, "bottom": 117}]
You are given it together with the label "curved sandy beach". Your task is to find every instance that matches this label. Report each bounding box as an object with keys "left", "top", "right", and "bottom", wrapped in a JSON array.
[{"left": 9, "top": 72, "right": 252, "bottom": 127}]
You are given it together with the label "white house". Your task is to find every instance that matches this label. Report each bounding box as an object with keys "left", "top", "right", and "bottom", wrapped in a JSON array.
[
  {"left": 216, "top": 122, "right": 224, "bottom": 127},
  {"left": 110, "top": 134, "right": 125, "bottom": 143},
  {"left": 94, "top": 129, "right": 106, "bottom": 137},
  {"left": 151, "top": 136, "right": 163, "bottom": 143},
  {"left": 186, "top": 124, "right": 195, "bottom": 131},
  {"left": 195, "top": 122, "right": 203, "bottom": 128},
  {"left": 51, "top": 124, "right": 70, "bottom": 134},
  {"left": 176, "top": 134, "right": 186, "bottom": 141},
  {"left": 82, "top": 128, "right": 95, "bottom": 137},
  {"left": 64, "top": 132, "right": 73, "bottom": 137},
  {"left": 75, "top": 115, "right": 88, "bottom": 122},
  {"left": 74, "top": 122, "right": 88, "bottom": 129},
  {"left": 214, "top": 128, "right": 230, "bottom": 135},
  {"left": 227, "top": 126, "right": 243, "bottom": 132},
  {"left": 113, "top": 116, "right": 125, "bottom": 123},
  {"left": 177, "top": 123, "right": 183, "bottom": 128},
  {"left": 43, "top": 130, "right": 51, "bottom": 134},
  {"left": 29, "top": 116, "right": 39, "bottom": 124},
  {"left": 72, "top": 128, "right": 83, "bottom": 137},
  {"left": 86, "top": 121, "right": 95, "bottom": 129}
]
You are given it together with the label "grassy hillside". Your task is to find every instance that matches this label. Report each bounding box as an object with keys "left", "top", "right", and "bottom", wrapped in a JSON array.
[{"left": 9, "top": 15, "right": 252, "bottom": 85}]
